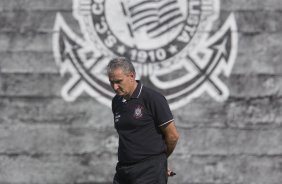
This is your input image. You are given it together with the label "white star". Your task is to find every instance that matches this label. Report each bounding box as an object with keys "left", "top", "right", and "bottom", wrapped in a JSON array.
[
  {"left": 117, "top": 45, "right": 126, "bottom": 55},
  {"left": 168, "top": 45, "right": 178, "bottom": 54}
]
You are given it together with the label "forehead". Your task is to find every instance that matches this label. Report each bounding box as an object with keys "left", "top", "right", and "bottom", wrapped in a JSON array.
[{"left": 108, "top": 68, "right": 127, "bottom": 78}]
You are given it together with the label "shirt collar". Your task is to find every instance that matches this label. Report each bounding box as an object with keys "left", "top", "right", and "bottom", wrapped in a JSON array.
[{"left": 130, "top": 81, "right": 143, "bottom": 99}]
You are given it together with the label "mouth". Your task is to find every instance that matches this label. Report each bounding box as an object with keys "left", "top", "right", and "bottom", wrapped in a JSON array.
[{"left": 115, "top": 90, "right": 123, "bottom": 95}]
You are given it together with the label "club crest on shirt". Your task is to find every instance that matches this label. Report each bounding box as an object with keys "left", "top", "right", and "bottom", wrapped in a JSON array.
[
  {"left": 133, "top": 105, "right": 144, "bottom": 119},
  {"left": 53, "top": 0, "right": 238, "bottom": 110}
]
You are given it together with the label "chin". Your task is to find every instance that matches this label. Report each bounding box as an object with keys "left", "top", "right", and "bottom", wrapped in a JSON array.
[{"left": 116, "top": 91, "right": 124, "bottom": 96}]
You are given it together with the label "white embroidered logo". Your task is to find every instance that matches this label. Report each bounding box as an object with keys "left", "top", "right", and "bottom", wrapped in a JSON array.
[{"left": 133, "top": 105, "right": 143, "bottom": 119}]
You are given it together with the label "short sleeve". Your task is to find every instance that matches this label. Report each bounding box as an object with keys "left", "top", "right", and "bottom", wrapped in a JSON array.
[{"left": 145, "top": 92, "right": 174, "bottom": 127}]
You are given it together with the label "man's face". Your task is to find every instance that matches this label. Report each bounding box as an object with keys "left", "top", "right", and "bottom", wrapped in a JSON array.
[{"left": 108, "top": 68, "right": 135, "bottom": 98}]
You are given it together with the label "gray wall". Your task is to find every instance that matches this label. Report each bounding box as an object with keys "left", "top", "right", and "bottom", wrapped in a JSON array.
[{"left": 0, "top": 0, "right": 282, "bottom": 184}]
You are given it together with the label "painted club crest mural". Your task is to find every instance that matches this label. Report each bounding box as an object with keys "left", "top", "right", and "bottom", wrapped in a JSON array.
[{"left": 53, "top": 0, "right": 238, "bottom": 110}]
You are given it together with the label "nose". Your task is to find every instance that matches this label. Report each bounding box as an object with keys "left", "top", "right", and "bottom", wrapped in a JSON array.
[{"left": 112, "top": 83, "right": 119, "bottom": 91}]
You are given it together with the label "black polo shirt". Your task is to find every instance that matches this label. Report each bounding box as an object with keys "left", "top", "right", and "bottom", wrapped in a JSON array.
[{"left": 112, "top": 81, "right": 174, "bottom": 164}]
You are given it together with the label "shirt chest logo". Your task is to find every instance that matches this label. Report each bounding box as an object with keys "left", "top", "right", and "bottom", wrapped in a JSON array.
[{"left": 133, "top": 105, "right": 144, "bottom": 119}]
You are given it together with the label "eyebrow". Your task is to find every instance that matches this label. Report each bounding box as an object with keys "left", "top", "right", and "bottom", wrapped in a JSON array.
[{"left": 110, "top": 79, "right": 122, "bottom": 83}]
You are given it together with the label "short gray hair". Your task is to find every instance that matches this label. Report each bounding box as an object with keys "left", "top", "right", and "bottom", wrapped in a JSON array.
[{"left": 107, "top": 57, "right": 135, "bottom": 75}]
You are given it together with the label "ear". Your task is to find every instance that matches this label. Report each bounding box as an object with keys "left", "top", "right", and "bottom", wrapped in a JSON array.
[{"left": 129, "top": 72, "right": 135, "bottom": 79}]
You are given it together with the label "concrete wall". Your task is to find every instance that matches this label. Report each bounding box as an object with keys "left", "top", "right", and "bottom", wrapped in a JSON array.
[{"left": 0, "top": 0, "right": 282, "bottom": 183}]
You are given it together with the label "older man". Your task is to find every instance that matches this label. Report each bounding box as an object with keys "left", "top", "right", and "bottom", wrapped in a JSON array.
[{"left": 107, "top": 57, "right": 179, "bottom": 184}]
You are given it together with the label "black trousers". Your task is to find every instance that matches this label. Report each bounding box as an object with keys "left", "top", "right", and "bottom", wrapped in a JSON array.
[{"left": 113, "top": 154, "right": 168, "bottom": 184}]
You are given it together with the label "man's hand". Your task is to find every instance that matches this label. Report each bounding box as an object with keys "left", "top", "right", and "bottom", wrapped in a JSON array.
[{"left": 167, "top": 168, "right": 176, "bottom": 177}]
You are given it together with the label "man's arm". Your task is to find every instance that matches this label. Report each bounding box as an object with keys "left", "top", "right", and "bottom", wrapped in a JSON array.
[{"left": 160, "top": 121, "right": 179, "bottom": 157}]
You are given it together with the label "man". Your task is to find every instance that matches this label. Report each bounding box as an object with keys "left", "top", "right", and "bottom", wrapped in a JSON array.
[{"left": 107, "top": 57, "right": 179, "bottom": 184}]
